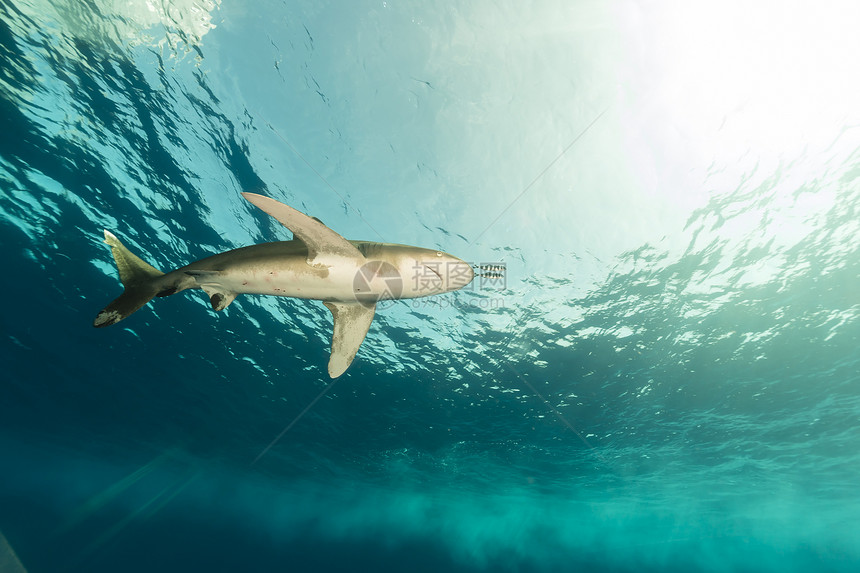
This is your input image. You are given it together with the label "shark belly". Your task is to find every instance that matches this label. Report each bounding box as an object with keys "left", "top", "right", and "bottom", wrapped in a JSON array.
[
  {"left": 220, "top": 265, "right": 360, "bottom": 301},
  {"left": 180, "top": 248, "right": 366, "bottom": 303}
]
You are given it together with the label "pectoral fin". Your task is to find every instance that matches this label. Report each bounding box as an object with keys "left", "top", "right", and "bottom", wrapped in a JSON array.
[{"left": 323, "top": 301, "right": 376, "bottom": 378}]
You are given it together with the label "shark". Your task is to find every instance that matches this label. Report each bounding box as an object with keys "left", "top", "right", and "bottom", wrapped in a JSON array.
[{"left": 94, "top": 193, "right": 474, "bottom": 377}]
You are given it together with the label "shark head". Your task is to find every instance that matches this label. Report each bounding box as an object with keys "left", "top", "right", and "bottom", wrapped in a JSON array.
[{"left": 355, "top": 242, "right": 474, "bottom": 300}]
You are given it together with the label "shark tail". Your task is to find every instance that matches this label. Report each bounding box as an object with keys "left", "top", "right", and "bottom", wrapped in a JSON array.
[{"left": 93, "top": 230, "right": 166, "bottom": 328}]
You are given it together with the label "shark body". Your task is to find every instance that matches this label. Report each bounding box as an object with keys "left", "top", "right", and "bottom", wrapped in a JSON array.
[{"left": 94, "top": 192, "right": 474, "bottom": 377}]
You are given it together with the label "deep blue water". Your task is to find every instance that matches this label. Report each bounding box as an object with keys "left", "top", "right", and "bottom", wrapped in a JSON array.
[{"left": 2, "top": 1, "right": 860, "bottom": 571}]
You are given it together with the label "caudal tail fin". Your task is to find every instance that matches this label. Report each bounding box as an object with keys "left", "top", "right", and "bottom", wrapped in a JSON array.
[{"left": 93, "top": 230, "right": 165, "bottom": 328}]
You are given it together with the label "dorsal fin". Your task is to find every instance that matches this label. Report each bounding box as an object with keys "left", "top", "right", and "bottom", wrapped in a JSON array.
[{"left": 241, "top": 193, "right": 363, "bottom": 267}]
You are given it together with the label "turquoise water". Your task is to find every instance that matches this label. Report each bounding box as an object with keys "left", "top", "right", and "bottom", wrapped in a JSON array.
[{"left": 2, "top": 0, "right": 859, "bottom": 571}]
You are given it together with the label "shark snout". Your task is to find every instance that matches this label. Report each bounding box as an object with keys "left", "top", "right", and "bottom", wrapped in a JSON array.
[{"left": 441, "top": 259, "right": 474, "bottom": 291}]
